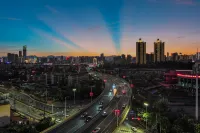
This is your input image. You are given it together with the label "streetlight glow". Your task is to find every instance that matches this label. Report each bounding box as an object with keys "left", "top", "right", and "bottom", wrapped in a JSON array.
[{"left": 144, "top": 102, "right": 149, "bottom": 106}]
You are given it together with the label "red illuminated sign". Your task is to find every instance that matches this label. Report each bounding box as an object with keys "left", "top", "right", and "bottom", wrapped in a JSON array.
[
  {"left": 90, "top": 92, "right": 93, "bottom": 97},
  {"left": 177, "top": 74, "right": 200, "bottom": 79},
  {"left": 130, "top": 84, "right": 134, "bottom": 88},
  {"left": 114, "top": 109, "right": 120, "bottom": 116}
]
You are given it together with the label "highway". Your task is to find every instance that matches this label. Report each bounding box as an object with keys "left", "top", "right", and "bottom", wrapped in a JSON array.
[
  {"left": 85, "top": 95, "right": 129, "bottom": 133},
  {"left": 80, "top": 75, "right": 132, "bottom": 133},
  {"left": 45, "top": 73, "right": 116, "bottom": 133}
]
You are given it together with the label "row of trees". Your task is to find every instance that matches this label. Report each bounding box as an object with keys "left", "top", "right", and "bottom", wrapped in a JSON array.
[{"left": 138, "top": 98, "right": 200, "bottom": 133}]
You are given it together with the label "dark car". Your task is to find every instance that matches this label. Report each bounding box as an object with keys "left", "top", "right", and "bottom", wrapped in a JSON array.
[
  {"left": 101, "top": 111, "right": 107, "bottom": 117},
  {"left": 85, "top": 116, "right": 92, "bottom": 122},
  {"left": 122, "top": 104, "right": 126, "bottom": 109},
  {"left": 99, "top": 101, "right": 103, "bottom": 105},
  {"left": 81, "top": 112, "right": 88, "bottom": 118},
  {"left": 98, "top": 105, "right": 103, "bottom": 111},
  {"left": 92, "top": 127, "right": 101, "bottom": 133}
]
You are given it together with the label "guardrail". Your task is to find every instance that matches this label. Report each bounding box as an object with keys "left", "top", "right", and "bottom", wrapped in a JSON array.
[{"left": 41, "top": 72, "right": 110, "bottom": 133}]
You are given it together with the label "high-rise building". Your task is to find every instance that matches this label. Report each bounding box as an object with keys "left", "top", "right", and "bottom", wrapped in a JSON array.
[
  {"left": 127, "top": 54, "right": 132, "bottom": 63},
  {"left": 7, "top": 53, "right": 15, "bottom": 62},
  {"left": 121, "top": 54, "right": 126, "bottom": 60},
  {"left": 146, "top": 52, "right": 154, "bottom": 63},
  {"left": 171, "top": 52, "right": 178, "bottom": 61},
  {"left": 14, "top": 54, "right": 18, "bottom": 63},
  {"left": 19, "top": 51, "right": 22, "bottom": 57},
  {"left": 154, "top": 39, "right": 165, "bottom": 62},
  {"left": 100, "top": 53, "right": 105, "bottom": 61},
  {"left": 23, "top": 45, "right": 27, "bottom": 60},
  {"left": 136, "top": 38, "right": 146, "bottom": 64}
]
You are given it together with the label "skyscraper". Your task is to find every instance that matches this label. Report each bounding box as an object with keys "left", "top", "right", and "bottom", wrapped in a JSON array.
[
  {"left": 19, "top": 51, "right": 22, "bottom": 57},
  {"left": 136, "top": 38, "right": 146, "bottom": 64},
  {"left": 154, "top": 39, "right": 165, "bottom": 62},
  {"left": 23, "top": 45, "right": 27, "bottom": 60}
]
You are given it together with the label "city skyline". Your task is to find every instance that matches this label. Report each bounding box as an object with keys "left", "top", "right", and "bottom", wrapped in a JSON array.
[{"left": 0, "top": 0, "right": 200, "bottom": 56}]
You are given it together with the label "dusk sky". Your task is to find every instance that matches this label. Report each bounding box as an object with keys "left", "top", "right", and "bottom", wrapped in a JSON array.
[{"left": 0, "top": 0, "right": 200, "bottom": 56}]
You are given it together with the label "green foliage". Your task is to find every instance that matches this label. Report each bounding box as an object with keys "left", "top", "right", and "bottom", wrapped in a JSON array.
[
  {"left": 35, "top": 117, "right": 55, "bottom": 132},
  {"left": 4, "top": 82, "right": 12, "bottom": 89},
  {"left": 171, "top": 115, "right": 195, "bottom": 133},
  {"left": 195, "top": 123, "right": 200, "bottom": 133}
]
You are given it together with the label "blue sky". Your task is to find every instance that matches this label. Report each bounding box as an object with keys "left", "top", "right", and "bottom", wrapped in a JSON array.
[{"left": 0, "top": 0, "right": 200, "bottom": 56}]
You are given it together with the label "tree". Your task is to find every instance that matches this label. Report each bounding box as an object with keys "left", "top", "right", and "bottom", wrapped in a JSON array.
[
  {"left": 195, "top": 123, "right": 200, "bottom": 133},
  {"left": 172, "top": 115, "right": 195, "bottom": 133},
  {"left": 4, "top": 82, "right": 12, "bottom": 89},
  {"left": 153, "top": 98, "right": 169, "bottom": 113},
  {"left": 35, "top": 117, "right": 54, "bottom": 132}
]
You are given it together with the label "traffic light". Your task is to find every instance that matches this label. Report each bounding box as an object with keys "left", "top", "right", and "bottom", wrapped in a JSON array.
[{"left": 137, "top": 117, "right": 141, "bottom": 121}]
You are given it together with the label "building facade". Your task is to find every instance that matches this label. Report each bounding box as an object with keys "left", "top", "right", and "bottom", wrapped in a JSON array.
[
  {"left": 154, "top": 39, "right": 165, "bottom": 62},
  {"left": 136, "top": 38, "right": 146, "bottom": 64},
  {"left": 23, "top": 45, "right": 27, "bottom": 60}
]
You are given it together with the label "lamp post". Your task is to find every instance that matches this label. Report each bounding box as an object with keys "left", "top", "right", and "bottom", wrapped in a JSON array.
[
  {"left": 51, "top": 104, "right": 54, "bottom": 114},
  {"left": 194, "top": 62, "right": 200, "bottom": 121},
  {"left": 90, "top": 86, "right": 95, "bottom": 103},
  {"left": 46, "top": 87, "right": 47, "bottom": 103},
  {"left": 73, "top": 88, "right": 76, "bottom": 104},
  {"left": 144, "top": 102, "right": 149, "bottom": 130},
  {"left": 114, "top": 100, "right": 119, "bottom": 127},
  {"left": 65, "top": 97, "right": 66, "bottom": 118}
]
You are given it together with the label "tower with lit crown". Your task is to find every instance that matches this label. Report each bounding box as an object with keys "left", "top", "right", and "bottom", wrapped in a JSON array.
[
  {"left": 136, "top": 38, "right": 146, "bottom": 64},
  {"left": 154, "top": 39, "right": 165, "bottom": 62}
]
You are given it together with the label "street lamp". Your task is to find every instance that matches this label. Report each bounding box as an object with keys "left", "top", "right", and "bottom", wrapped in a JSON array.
[
  {"left": 113, "top": 100, "right": 119, "bottom": 127},
  {"left": 193, "top": 62, "right": 200, "bottom": 121},
  {"left": 46, "top": 87, "right": 48, "bottom": 103},
  {"left": 90, "top": 86, "right": 95, "bottom": 103},
  {"left": 51, "top": 104, "right": 54, "bottom": 114},
  {"left": 144, "top": 102, "right": 149, "bottom": 130},
  {"left": 72, "top": 88, "right": 76, "bottom": 104},
  {"left": 65, "top": 97, "right": 67, "bottom": 118}
]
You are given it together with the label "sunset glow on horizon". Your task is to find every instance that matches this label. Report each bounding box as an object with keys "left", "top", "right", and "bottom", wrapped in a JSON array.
[{"left": 0, "top": 0, "right": 200, "bottom": 57}]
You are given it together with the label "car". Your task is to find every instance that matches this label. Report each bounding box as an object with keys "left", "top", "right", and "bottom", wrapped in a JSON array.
[
  {"left": 81, "top": 112, "right": 88, "bottom": 118},
  {"left": 85, "top": 116, "right": 92, "bottom": 122},
  {"left": 131, "top": 127, "right": 137, "bottom": 132},
  {"left": 98, "top": 105, "right": 103, "bottom": 111},
  {"left": 56, "top": 119, "right": 62, "bottom": 123},
  {"left": 101, "top": 111, "right": 107, "bottom": 117},
  {"left": 99, "top": 101, "right": 103, "bottom": 105},
  {"left": 92, "top": 127, "right": 101, "bottom": 133}
]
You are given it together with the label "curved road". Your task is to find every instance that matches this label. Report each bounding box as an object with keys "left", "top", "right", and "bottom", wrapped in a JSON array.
[
  {"left": 83, "top": 80, "right": 131, "bottom": 133},
  {"left": 46, "top": 73, "right": 116, "bottom": 133}
]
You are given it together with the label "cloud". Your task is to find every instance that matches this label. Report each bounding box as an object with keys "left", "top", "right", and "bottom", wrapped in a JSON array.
[
  {"left": 177, "top": 36, "right": 185, "bottom": 39},
  {"left": 45, "top": 5, "right": 59, "bottom": 14},
  {"left": 175, "top": 0, "right": 196, "bottom": 5},
  {"left": 0, "top": 17, "right": 22, "bottom": 21}
]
